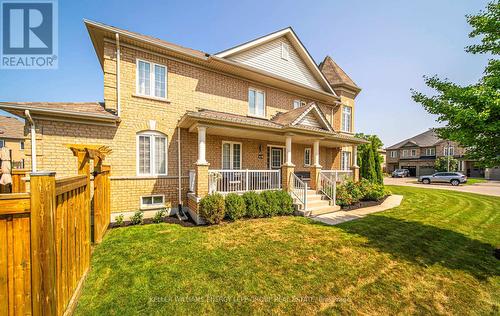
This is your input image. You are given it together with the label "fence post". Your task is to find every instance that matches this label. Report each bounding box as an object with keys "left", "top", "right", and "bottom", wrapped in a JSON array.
[
  {"left": 30, "top": 171, "right": 57, "bottom": 316},
  {"left": 77, "top": 152, "right": 91, "bottom": 266},
  {"left": 304, "top": 182, "right": 308, "bottom": 211},
  {"left": 245, "top": 169, "right": 249, "bottom": 191}
]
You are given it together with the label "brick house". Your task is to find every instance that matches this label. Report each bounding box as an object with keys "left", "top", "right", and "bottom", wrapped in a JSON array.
[
  {"left": 0, "top": 115, "right": 25, "bottom": 168},
  {"left": 385, "top": 129, "right": 486, "bottom": 178},
  {"left": 0, "top": 20, "right": 368, "bottom": 222}
]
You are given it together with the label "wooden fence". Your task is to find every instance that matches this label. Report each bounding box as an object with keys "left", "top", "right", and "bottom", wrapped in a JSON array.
[
  {"left": 93, "top": 165, "right": 111, "bottom": 243},
  {"left": 0, "top": 171, "right": 91, "bottom": 315},
  {"left": 0, "top": 169, "right": 27, "bottom": 194}
]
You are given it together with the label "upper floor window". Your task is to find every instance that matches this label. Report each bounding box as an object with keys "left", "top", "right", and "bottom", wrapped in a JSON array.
[
  {"left": 222, "top": 141, "right": 241, "bottom": 170},
  {"left": 281, "top": 43, "right": 290, "bottom": 60},
  {"left": 410, "top": 149, "right": 417, "bottom": 157},
  {"left": 137, "top": 131, "right": 167, "bottom": 176},
  {"left": 341, "top": 151, "right": 351, "bottom": 170},
  {"left": 341, "top": 106, "right": 352, "bottom": 132},
  {"left": 304, "top": 148, "right": 311, "bottom": 166},
  {"left": 444, "top": 146, "right": 455, "bottom": 156},
  {"left": 136, "top": 59, "right": 167, "bottom": 99},
  {"left": 425, "top": 148, "right": 435, "bottom": 156},
  {"left": 20, "top": 141, "right": 24, "bottom": 150},
  {"left": 0, "top": 140, "right": 4, "bottom": 148},
  {"left": 248, "top": 88, "right": 265, "bottom": 117},
  {"left": 293, "top": 99, "right": 306, "bottom": 109},
  {"left": 390, "top": 151, "right": 397, "bottom": 158}
]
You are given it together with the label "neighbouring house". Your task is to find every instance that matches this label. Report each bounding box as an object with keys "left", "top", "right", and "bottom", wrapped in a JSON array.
[
  {"left": 378, "top": 148, "right": 386, "bottom": 173},
  {"left": 0, "top": 115, "right": 25, "bottom": 168},
  {"left": 385, "top": 129, "right": 497, "bottom": 179},
  {"left": 0, "top": 20, "right": 368, "bottom": 222}
]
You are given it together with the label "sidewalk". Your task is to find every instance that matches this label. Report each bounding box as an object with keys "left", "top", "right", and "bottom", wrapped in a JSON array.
[{"left": 311, "top": 195, "right": 404, "bottom": 225}]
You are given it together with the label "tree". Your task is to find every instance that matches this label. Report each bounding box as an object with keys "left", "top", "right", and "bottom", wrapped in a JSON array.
[
  {"left": 361, "top": 145, "right": 377, "bottom": 182},
  {"left": 355, "top": 133, "right": 384, "bottom": 183},
  {"left": 435, "top": 156, "right": 459, "bottom": 172},
  {"left": 411, "top": 1, "right": 500, "bottom": 167},
  {"left": 372, "top": 144, "right": 383, "bottom": 184}
]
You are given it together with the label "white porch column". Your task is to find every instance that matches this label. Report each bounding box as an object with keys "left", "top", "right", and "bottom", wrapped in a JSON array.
[
  {"left": 313, "top": 140, "right": 320, "bottom": 167},
  {"left": 196, "top": 125, "right": 208, "bottom": 165},
  {"left": 285, "top": 135, "right": 293, "bottom": 165},
  {"left": 353, "top": 145, "right": 358, "bottom": 167}
]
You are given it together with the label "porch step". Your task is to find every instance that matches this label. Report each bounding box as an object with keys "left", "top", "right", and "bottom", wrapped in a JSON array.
[{"left": 293, "top": 188, "right": 340, "bottom": 216}]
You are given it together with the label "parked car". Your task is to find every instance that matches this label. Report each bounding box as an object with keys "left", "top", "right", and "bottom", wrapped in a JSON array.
[
  {"left": 392, "top": 169, "right": 410, "bottom": 178},
  {"left": 418, "top": 172, "right": 467, "bottom": 186}
]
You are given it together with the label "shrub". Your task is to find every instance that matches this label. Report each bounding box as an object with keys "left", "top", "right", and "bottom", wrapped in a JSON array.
[
  {"left": 275, "top": 190, "right": 294, "bottom": 215},
  {"left": 344, "top": 180, "right": 363, "bottom": 203},
  {"left": 261, "top": 191, "right": 280, "bottom": 217},
  {"left": 130, "top": 210, "right": 144, "bottom": 225},
  {"left": 364, "top": 183, "right": 390, "bottom": 201},
  {"left": 152, "top": 209, "right": 166, "bottom": 223},
  {"left": 115, "top": 214, "right": 124, "bottom": 226},
  {"left": 199, "top": 193, "right": 225, "bottom": 224},
  {"left": 335, "top": 185, "right": 353, "bottom": 206},
  {"left": 243, "top": 191, "right": 265, "bottom": 218},
  {"left": 225, "top": 193, "right": 246, "bottom": 221}
]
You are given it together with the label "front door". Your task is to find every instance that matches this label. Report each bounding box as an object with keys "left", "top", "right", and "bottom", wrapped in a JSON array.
[{"left": 270, "top": 147, "right": 283, "bottom": 170}]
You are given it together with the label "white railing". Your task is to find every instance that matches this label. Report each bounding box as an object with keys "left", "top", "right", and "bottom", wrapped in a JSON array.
[
  {"left": 208, "top": 169, "right": 281, "bottom": 194},
  {"left": 319, "top": 172, "right": 336, "bottom": 206},
  {"left": 290, "top": 172, "right": 307, "bottom": 211},
  {"left": 320, "top": 170, "right": 353, "bottom": 183}
]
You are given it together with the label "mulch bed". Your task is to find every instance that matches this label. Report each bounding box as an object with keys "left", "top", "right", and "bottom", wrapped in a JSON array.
[
  {"left": 340, "top": 195, "right": 389, "bottom": 211},
  {"left": 109, "top": 215, "right": 197, "bottom": 229}
]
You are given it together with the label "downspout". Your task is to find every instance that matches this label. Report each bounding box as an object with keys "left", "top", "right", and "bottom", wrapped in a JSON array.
[
  {"left": 115, "top": 33, "right": 121, "bottom": 116},
  {"left": 24, "top": 110, "right": 36, "bottom": 172},
  {"left": 177, "top": 127, "right": 187, "bottom": 220}
]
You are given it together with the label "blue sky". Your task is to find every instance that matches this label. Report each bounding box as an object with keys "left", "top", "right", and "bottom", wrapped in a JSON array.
[{"left": 0, "top": 0, "right": 491, "bottom": 147}]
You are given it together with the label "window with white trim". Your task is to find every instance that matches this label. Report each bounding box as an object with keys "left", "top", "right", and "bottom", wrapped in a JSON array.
[
  {"left": 222, "top": 142, "right": 241, "bottom": 170},
  {"left": 341, "top": 151, "right": 351, "bottom": 170},
  {"left": 137, "top": 131, "right": 167, "bottom": 176},
  {"left": 141, "top": 195, "right": 165, "bottom": 208},
  {"left": 304, "top": 148, "right": 311, "bottom": 166},
  {"left": 410, "top": 149, "right": 417, "bottom": 157},
  {"left": 444, "top": 146, "right": 455, "bottom": 156},
  {"left": 136, "top": 59, "right": 167, "bottom": 99},
  {"left": 341, "top": 106, "right": 352, "bottom": 132},
  {"left": 293, "top": 99, "right": 306, "bottom": 109},
  {"left": 281, "top": 42, "right": 290, "bottom": 60},
  {"left": 20, "top": 141, "right": 24, "bottom": 150},
  {"left": 248, "top": 88, "right": 265, "bottom": 117},
  {"left": 0, "top": 140, "right": 4, "bottom": 148},
  {"left": 425, "top": 148, "right": 435, "bottom": 156},
  {"left": 458, "top": 160, "right": 464, "bottom": 171},
  {"left": 390, "top": 151, "right": 397, "bottom": 158}
]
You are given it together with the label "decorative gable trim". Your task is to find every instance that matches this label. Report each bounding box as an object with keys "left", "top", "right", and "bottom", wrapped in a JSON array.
[
  {"left": 292, "top": 103, "right": 333, "bottom": 132},
  {"left": 215, "top": 27, "right": 337, "bottom": 96}
]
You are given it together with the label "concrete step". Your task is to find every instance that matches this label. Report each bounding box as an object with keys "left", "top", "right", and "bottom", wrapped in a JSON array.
[
  {"left": 307, "top": 199, "right": 331, "bottom": 208},
  {"left": 308, "top": 204, "right": 341, "bottom": 216},
  {"left": 306, "top": 194, "right": 327, "bottom": 202}
]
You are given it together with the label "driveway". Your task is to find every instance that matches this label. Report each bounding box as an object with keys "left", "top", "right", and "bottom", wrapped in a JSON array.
[{"left": 384, "top": 177, "right": 500, "bottom": 197}]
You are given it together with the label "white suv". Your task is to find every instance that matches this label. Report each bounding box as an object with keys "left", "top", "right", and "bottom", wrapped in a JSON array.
[{"left": 418, "top": 172, "right": 467, "bottom": 186}]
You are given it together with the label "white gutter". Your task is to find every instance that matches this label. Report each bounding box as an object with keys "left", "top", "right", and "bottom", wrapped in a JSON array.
[
  {"left": 24, "top": 110, "right": 37, "bottom": 172},
  {"left": 115, "top": 33, "right": 121, "bottom": 116}
]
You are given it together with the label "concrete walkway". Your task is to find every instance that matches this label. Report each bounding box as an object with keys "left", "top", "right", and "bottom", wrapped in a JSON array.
[
  {"left": 384, "top": 177, "right": 500, "bottom": 197},
  {"left": 311, "top": 195, "right": 404, "bottom": 226}
]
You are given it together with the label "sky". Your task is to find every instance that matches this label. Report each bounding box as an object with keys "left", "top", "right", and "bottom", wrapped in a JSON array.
[{"left": 0, "top": 0, "right": 491, "bottom": 147}]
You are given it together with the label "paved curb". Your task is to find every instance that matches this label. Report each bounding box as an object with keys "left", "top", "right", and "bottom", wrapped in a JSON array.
[{"left": 310, "top": 195, "right": 404, "bottom": 226}]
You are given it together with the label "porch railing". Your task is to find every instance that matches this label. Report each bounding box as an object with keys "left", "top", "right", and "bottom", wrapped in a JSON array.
[
  {"left": 318, "top": 170, "right": 353, "bottom": 206},
  {"left": 290, "top": 172, "right": 307, "bottom": 211},
  {"left": 208, "top": 169, "right": 281, "bottom": 194},
  {"left": 320, "top": 170, "right": 353, "bottom": 183}
]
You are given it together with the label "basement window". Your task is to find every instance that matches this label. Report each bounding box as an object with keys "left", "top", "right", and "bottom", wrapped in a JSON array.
[{"left": 141, "top": 195, "right": 165, "bottom": 209}]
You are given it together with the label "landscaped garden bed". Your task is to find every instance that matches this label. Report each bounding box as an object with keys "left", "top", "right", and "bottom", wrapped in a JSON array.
[{"left": 335, "top": 179, "right": 391, "bottom": 210}]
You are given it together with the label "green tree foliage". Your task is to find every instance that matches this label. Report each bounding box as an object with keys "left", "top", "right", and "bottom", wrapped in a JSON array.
[
  {"left": 372, "top": 144, "right": 383, "bottom": 184},
  {"left": 355, "top": 133, "right": 384, "bottom": 183},
  {"left": 411, "top": 1, "right": 500, "bottom": 167},
  {"left": 435, "top": 156, "right": 459, "bottom": 172}
]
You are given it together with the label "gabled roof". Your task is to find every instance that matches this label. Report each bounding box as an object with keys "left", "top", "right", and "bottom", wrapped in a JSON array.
[
  {"left": 214, "top": 27, "right": 337, "bottom": 96},
  {"left": 0, "top": 115, "right": 24, "bottom": 139},
  {"left": 271, "top": 102, "right": 333, "bottom": 132},
  {"left": 386, "top": 129, "right": 442, "bottom": 150},
  {"left": 319, "top": 56, "right": 361, "bottom": 96}
]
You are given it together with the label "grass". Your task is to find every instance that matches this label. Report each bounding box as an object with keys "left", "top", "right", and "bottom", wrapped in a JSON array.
[{"left": 75, "top": 186, "right": 500, "bottom": 315}]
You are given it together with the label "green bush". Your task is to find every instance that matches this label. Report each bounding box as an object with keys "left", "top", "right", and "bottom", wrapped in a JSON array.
[
  {"left": 335, "top": 185, "right": 353, "bottom": 206},
  {"left": 199, "top": 193, "right": 225, "bottom": 224},
  {"left": 344, "top": 180, "right": 363, "bottom": 203},
  {"left": 275, "top": 190, "right": 294, "bottom": 215},
  {"left": 115, "top": 214, "right": 124, "bottom": 226},
  {"left": 261, "top": 191, "right": 281, "bottom": 217},
  {"left": 363, "top": 183, "right": 390, "bottom": 201},
  {"left": 152, "top": 209, "right": 166, "bottom": 223},
  {"left": 225, "top": 193, "right": 246, "bottom": 221},
  {"left": 130, "top": 211, "right": 144, "bottom": 225},
  {"left": 243, "top": 191, "right": 265, "bottom": 218}
]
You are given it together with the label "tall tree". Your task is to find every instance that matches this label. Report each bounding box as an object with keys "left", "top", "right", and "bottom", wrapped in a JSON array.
[
  {"left": 372, "top": 143, "right": 383, "bottom": 184},
  {"left": 411, "top": 1, "right": 500, "bottom": 167}
]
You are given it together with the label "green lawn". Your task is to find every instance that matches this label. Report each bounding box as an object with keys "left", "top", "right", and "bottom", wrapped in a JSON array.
[{"left": 75, "top": 186, "right": 500, "bottom": 315}]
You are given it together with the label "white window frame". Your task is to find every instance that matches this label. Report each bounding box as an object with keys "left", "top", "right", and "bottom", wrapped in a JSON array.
[
  {"left": 136, "top": 59, "right": 168, "bottom": 99},
  {"left": 248, "top": 87, "right": 266, "bottom": 118},
  {"left": 221, "top": 141, "right": 242, "bottom": 170},
  {"left": 458, "top": 160, "right": 464, "bottom": 171},
  {"left": 140, "top": 194, "right": 165, "bottom": 209},
  {"left": 444, "top": 146, "right": 455, "bottom": 156},
  {"left": 410, "top": 149, "right": 417, "bottom": 157},
  {"left": 304, "top": 148, "right": 311, "bottom": 166},
  {"left": 341, "top": 151, "right": 351, "bottom": 171},
  {"left": 136, "top": 131, "right": 168, "bottom": 176},
  {"left": 402, "top": 149, "right": 408, "bottom": 158},
  {"left": 341, "top": 106, "right": 352, "bottom": 132},
  {"left": 0, "top": 140, "right": 4, "bottom": 148},
  {"left": 425, "top": 148, "right": 435, "bottom": 156},
  {"left": 281, "top": 42, "right": 290, "bottom": 60},
  {"left": 293, "top": 99, "right": 301, "bottom": 109},
  {"left": 390, "top": 151, "right": 397, "bottom": 158}
]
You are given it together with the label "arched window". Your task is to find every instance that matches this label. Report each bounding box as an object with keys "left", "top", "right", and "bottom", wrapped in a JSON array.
[{"left": 137, "top": 131, "right": 167, "bottom": 176}]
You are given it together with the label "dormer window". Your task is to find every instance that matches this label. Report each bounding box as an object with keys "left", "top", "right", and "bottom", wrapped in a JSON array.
[{"left": 281, "top": 43, "right": 290, "bottom": 60}]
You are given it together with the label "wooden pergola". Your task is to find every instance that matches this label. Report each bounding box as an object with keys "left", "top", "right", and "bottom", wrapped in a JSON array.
[{"left": 66, "top": 144, "right": 112, "bottom": 173}]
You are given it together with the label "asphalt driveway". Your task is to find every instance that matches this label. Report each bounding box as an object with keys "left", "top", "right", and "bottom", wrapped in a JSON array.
[{"left": 384, "top": 177, "right": 500, "bottom": 197}]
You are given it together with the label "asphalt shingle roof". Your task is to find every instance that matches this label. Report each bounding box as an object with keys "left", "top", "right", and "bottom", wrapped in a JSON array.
[
  {"left": 386, "top": 129, "right": 442, "bottom": 150},
  {"left": 0, "top": 116, "right": 24, "bottom": 139}
]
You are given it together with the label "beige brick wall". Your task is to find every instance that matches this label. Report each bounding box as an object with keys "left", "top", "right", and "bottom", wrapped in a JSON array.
[{"left": 1, "top": 138, "right": 25, "bottom": 162}]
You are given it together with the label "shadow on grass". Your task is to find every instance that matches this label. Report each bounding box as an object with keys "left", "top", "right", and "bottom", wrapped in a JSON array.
[{"left": 315, "top": 215, "right": 500, "bottom": 281}]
